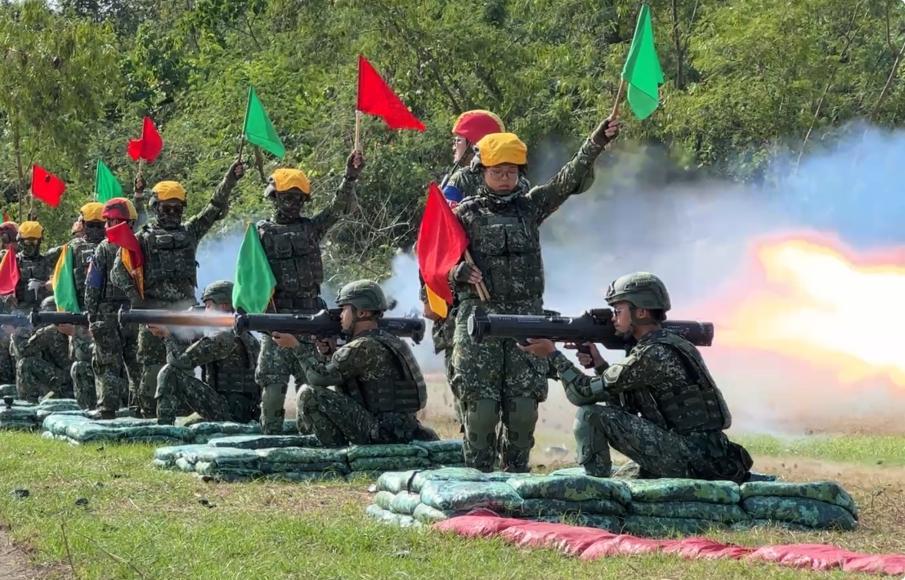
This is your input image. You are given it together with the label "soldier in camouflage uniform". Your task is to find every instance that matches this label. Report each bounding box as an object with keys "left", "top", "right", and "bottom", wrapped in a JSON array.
[
  {"left": 520, "top": 273, "right": 753, "bottom": 483},
  {"left": 0, "top": 222, "right": 19, "bottom": 386},
  {"left": 273, "top": 280, "right": 437, "bottom": 446},
  {"left": 152, "top": 281, "right": 260, "bottom": 424},
  {"left": 14, "top": 297, "right": 73, "bottom": 402},
  {"left": 255, "top": 151, "right": 363, "bottom": 434},
  {"left": 85, "top": 197, "right": 144, "bottom": 419},
  {"left": 450, "top": 119, "right": 620, "bottom": 472},
  {"left": 113, "top": 162, "right": 244, "bottom": 418}
]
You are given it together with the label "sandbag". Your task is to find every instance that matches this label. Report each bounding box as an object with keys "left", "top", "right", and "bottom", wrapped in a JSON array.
[
  {"left": 413, "top": 502, "right": 449, "bottom": 524},
  {"left": 517, "top": 498, "right": 626, "bottom": 517},
  {"left": 174, "top": 457, "right": 197, "bottom": 472},
  {"left": 208, "top": 435, "right": 320, "bottom": 449},
  {"left": 154, "top": 444, "right": 209, "bottom": 465},
  {"left": 186, "top": 447, "right": 261, "bottom": 469},
  {"left": 0, "top": 420, "right": 38, "bottom": 430},
  {"left": 0, "top": 384, "right": 16, "bottom": 397},
  {"left": 630, "top": 501, "right": 749, "bottom": 524},
  {"left": 261, "top": 461, "right": 347, "bottom": 474},
  {"left": 346, "top": 444, "right": 427, "bottom": 461},
  {"left": 740, "top": 481, "right": 857, "bottom": 516},
  {"left": 349, "top": 456, "right": 431, "bottom": 472},
  {"left": 625, "top": 479, "right": 740, "bottom": 505},
  {"left": 374, "top": 491, "right": 395, "bottom": 511},
  {"left": 187, "top": 422, "right": 260, "bottom": 442},
  {"left": 623, "top": 515, "right": 722, "bottom": 536},
  {"left": 508, "top": 475, "right": 632, "bottom": 505},
  {"left": 428, "top": 452, "right": 466, "bottom": 465},
  {"left": 412, "top": 439, "right": 463, "bottom": 455},
  {"left": 410, "top": 467, "right": 487, "bottom": 493},
  {"left": 366, "top": 504, "right": 418, "bottom": 527},
  {"left": 0, "top": 407, "right": 37, "bottom": 421},
  {"left": 419, "top": 480, "right": 523, "bottom": 514},
  {"left": 389, "top": 491, "right": 422, "bottom": 515},
  {"left": 532, "top": 514, "right": 621, "bottom": 532},
  {"left": 549, "top": 467, "right": 586, "bottom": 477},
  {"left": 195, "top": 463, "right": 262, "bottom": 478},
  {"left": 255, "top": 447, "right": 347, "bottom": 464},
  {"left": 741, "top": 496, "right": 857, "bottom": 530},
  {"left": 376, "top": 470, "right": 419, "bottom": 494},
  {"left": 266, "top": 471, "right": 343, "bottom": 482}
]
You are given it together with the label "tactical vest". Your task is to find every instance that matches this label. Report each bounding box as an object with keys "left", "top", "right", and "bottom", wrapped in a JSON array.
[
  {"left": 623, "top": 331, "right": 732, "bottom": 435},
  {"left": 355, "top": 330, "right": 427, "bottom": 414},
  {"left": 69, "top": 239, "right": 98, "bottom": 310},
  {"left": 14, "top": 253, "right": 53, "bottom": 307},
  {"left": 95, "top": 241, "right": 130, "bottom": 306},
  {"left": 202, "top": 332, "right": 260, "bottom": 394},
  {"left": 455, "top": 194, "right": 544, "bottom": 303},
  {"left": 140, "top": 224, "right": 198, "bottom": 300},
  {"left": 257, "top": 220, "right": 325, "bottom": 312}
]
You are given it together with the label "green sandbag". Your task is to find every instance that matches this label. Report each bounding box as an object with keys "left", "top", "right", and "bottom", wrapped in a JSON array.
[
  {"left": 377, "top": 470, "right": 419, "bottom": 494},
  {"left": 124, "top": 436, "right": 185, "bottom": 445},
  {"left": 154, "top": 444, "right": 210, "bottom": 464},
  {"left": 350, "top": 457, "right": 431, "bottom": 472},
  {"left": 0, "top": 420, "right": 38, "bottom": 431},
  {"left": 389, "top": 491, "right": 422, "bottom": 515},
  {"left": 266, "top": 471, "right": 343, "bottom": 482},
  {"left": 64, "top": 424, "right": 123, "bottom": 442},
  {"left": 411, "top": 439, "right": 464, "bottom": 454},
  {"left": 623, "top": 515, "right": 723, "bottom": 536},
  {"left": 741, "top": 496, "right": 858, "bottom": 530},
  {"left": 374, "top": 491, "right": 395, "bottom": 511},
  {"left": 208, "top": 435, "right": 320, "bottom": 449},
  {"left": 550, "top": 467, "right": 586, "bottom": 477},
  {"left": 419, "top": 480, "right": 522, "bottom": 513},
  {"left": 517, "top": 498, "right": 627, "bottom": 517},
  {"left": 195, "top": 462, "right": 263, "bottom": 478},
  {"left": 188, "top": 422, "right": 260, "bottom": 437},
  {"left": 413, "top": 502, "right": 449, "bottom": 523},
  {"left": 115, "top": 425, "right": 191, "bottom": 440},
  {"left": 534, "top": 513, "right": 621, "bottom": 531},
  {"left": 508, "top": 475, "right": 632, "bottom": 505},
  {"left": 410, "top": 467, "right": 487, "bottom": 493},
  {"left": 730, "top": 519, "right": 812, "bottom": 532},
  {"left": 740, "top": 481, "right": 858, "bottom": 516},
  {"left": 366, "top": 504, "right": 418, "bottom": 527},
  {"left": 260, "top": 461, "right": 347, "bottom": 474},
  {"left": 187, "top": 447, "right": 261, "bottom": 469},
  {"left": 0, "top": 384, "right": 16, "bottom": 397},
  {"left": 35, "top": 399, "right": 80, "bottom": 412},
  {"left": 151, "top": 459, "right": 169, "bottom": 469},
  {"left": 0, "top": 407, "right": 37, "bottom": 420},
  {"left": 256, "top": 447, "right": 347, "bottom": 464},
  {"left": 346, "top": 443, "right": 428, "bottom": 461},
  {"left": 629, "top": 501, "right": 749, "bottom": 523},
  {"left": 428, "top": 452, "right": 465, "bottom": 465},
  {"left": 42, "top": 413, "right": 89, "bottom": 434},
  {"left": 174, "top": 457, "right": 197, "bottom": 472},
  {"left": 484, "top": 472, "right": 534, "bottom": 483},
  {"left": 625, "top": 478, "right": 740, "bottom": 505}
]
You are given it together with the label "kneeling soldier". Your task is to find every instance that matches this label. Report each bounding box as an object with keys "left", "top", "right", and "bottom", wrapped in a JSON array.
[{"left": 15, "top": 297, "right": 74, "bottom": 403}]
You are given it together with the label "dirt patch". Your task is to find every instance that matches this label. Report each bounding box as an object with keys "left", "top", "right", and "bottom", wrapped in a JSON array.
[{"left": 0, "top": 525, "right": 66, "bottom": 579}]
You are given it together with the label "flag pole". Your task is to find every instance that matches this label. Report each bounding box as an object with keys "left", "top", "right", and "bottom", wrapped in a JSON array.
[
  {"left": 354, "top": 110, "right": 362, "bottom": 152},
  {"left": 611, "top": 78, "right": 626, "bottom": 119},
  {"left": 464, "top": 250, "right": 490, "bottom": 302}
]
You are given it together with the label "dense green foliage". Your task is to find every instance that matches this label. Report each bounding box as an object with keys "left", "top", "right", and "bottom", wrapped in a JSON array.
[{"left": 1, "top": 0, "right": 904, "bottom": 277}]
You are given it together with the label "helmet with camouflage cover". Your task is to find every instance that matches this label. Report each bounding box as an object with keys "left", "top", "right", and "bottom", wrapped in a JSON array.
[
  {"left": 201, "top": 280, "right": 234, "bottom": 306},
  {"left": 40, "top": 296, "right": 56, "bottom": 312},
  {"left": 335, "top": 280, "right": 388, "bottom": 312},
  {"left": 605, "top": 272, "right": 671, "bottom": 311}
]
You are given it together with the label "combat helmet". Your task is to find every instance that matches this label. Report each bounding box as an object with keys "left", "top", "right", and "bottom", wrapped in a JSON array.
[
  {"left": 102, "top": 197, "right": 138, "bottom": 221},
  {"left": 335, "top": 280, "right": 388, "bottom": 312},
  {"left": 265, "top": 168, "right": 311, "bottom": 199},
  {"left": 40, "top": 296, "right": 56, "bottom": 312},
  {"left": 605, "top": 272, "right": 671, "bottom": 311},
  {"left": 201, "top": 280, "right": 234, "bottom": 306}
]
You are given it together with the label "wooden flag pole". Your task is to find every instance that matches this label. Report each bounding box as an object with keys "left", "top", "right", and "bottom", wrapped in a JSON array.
[
  {"left": 236, "top": 137, "right": 246, "bottom": 164},
  {"left": 464, "top": 250, "right": 490, "bottom": 302},
  {"left": 136, "top": 158, "right": 144, "bottom": 181},
  {"left": 611, "top": 78, "right": 626, "bottom": 119},
  {"left": 354, "top": 110, "right": 362, "bottom": 152}
]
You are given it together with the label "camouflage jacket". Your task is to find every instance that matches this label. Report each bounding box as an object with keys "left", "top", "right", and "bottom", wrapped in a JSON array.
[
  {"left": 69, "top": 328, "right": 93, "bottom": 362},
  {"left": 4, "top": 247, "right": 62, "bottom": 312},
  {"left": 84, "top": 207, "right": 148, "bottom": 314},
  {"left": 13, "top": 325, "right": 70, "bottom": 374},
  {"left": 164, "top": 328, "right": 259, "bottom": 393}
]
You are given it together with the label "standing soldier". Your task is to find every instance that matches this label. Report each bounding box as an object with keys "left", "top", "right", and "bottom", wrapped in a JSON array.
[
  {"left": 113, "top": 162, "right": 244, "bottom": 417},
  {"left": 450, "top": 118, "right": 620, "bottom": 472},
  {"left": 255, "top": 150, "right": 363, "bottom": 434},
  {"left": 273, "top": 280, "right": 437, "bottom": 445},
  {"left": 14, "top": 297, "right": 73, "bottom": 403},
  {"left": 151, "top": 280, "right": 260, "bottom": 424},
  {"left": 85, "top": 197, "right": 142, "bottom": 419}
]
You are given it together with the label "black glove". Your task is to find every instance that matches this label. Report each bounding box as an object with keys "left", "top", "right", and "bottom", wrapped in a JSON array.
[{"left": 345, "top": 151, "right": 365, "bottom": 181}]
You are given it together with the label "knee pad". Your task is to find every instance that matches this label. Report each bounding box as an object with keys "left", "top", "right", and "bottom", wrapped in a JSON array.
[
  {"left": 503, "top": 397, "right": 538, "bottom": 448},
  {"left": 464, "top": 398, "right": 500, "bottom": 450}
]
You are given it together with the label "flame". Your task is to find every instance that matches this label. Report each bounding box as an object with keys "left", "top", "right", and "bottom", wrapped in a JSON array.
[{"left": 716, "top": 233, "right": 905, "bottom": 387}]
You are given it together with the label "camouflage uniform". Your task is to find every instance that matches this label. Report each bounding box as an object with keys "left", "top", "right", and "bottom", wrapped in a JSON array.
[
  {"left": 70, "top": 328, "right": 96, "bottom": 409},
  {"left": 156, "top": 329, "right": 260, "bottom": 424},
  {"left": 14, "top": 322, "right": 72, "bottom": 403},
  {"left": 451, "top": 136, "right": 603, "bottom": 472},
  {"left": 5, "top": 245, "right": 61, "bottom": 359},
  {"left": 0, "top": 332, "right": 14, "bottom": 386},
  {"left": 549, "top": 329, "right": 752, "bottom": 483},
  {"left": 255, "top": 174, "right": 357, "bottom": 434},
  {"left": 113, "top": 171, "right": 239, "bottom": 417},
  {"left": 294, "top": 329, "right": 436, "bottom": 446}
]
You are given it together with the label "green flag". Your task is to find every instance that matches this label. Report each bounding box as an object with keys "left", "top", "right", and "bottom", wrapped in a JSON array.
[
  {"left": 233, "top": 224, "right": 276, "bottom": 314},
  {"left": 622, "top": 4, "right": 664, "bottom": 120},
  {"left": 52, "top": 246, "right": 81, "bottom": 313},
  {"left": 243, "top": 86, "right": 286, "bottom": 158},
  {"left": 95, "top": 160, "right": 123, "bottom": 203}
]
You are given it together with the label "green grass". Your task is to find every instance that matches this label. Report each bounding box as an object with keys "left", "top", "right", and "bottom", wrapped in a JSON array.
[
  {"left": 736, "top": 434, "right": 905, "bottom": 466},
  {"left": 0, "top": 432, "right": 898, "bottom": 579}
]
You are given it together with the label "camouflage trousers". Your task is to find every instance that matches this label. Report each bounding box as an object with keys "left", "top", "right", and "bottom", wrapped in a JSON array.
[
  {"left": 574, "top": 404, "right": 752, "bottom": 482},
  {"left": 256, "top": 333, "right": 317, "bottom": 434},
  {"left": 0, "top": 335, "right": 14, "bottom": 385},
  {"left": 90, "top": 318, "right": 139, "bottom": 415},
  {"left": 156, "top": 364, "right": 260, "bottom": 424},
  {"left": 451, "top": 300, "right": 547, "bottom": 472},
  {"left": 16, "top": 357, "right": 71, "bottom": 404},
  {"left": 431, "top": 315, "right": 462, "bottom": 427},
  {"left": 70, "top": 333, "right": 96, "bottom": 410},
  {"left": 136, "top": 325, "right": 168, "bottom": 418},
  {"left": 296, "top": 385, "right": 436, "bottom": 447}
]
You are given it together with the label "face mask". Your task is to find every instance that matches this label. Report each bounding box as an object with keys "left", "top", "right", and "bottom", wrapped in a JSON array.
[
  {"left": 155, "top": 202, "right": 184, "bottom": 228},
  {"left": 20, "top": 240, "right": 40, "bottom": 257},
  {"left": 272, "top": 194, "right": 304, "bottom": 223}
]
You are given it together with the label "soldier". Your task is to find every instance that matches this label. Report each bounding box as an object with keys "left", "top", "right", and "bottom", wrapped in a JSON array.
[
  {"left": 272, "top": 280, "right": 437, "bottom": 446},
  {"left": 0, "top": 221, "right": 19, "bottom": 386},
  {"left": 449, "top": 119, "right": 620, "bottom": 472},
  {"left": 519, "top": 273, "right": 753, "bottom": 483},
  {"left": 442, "top": 110, "right": 507, "bottom": 205},
  {"left": 113, "top": 162, "right": 245, "bottom": 418},
  {"left": 151, "top": 280, "right": 260, "bottom": 424},
  {"left": 66, "top": 202, "right": 106, "bottom": 409},
  {"left": 255, "top": 151, "right": 363, "bottom": 434},
  {"left": 85, "top": 197, "right": 142, "bottom": 419},
  {"left": 14, "top": 297, "right": 73, "bottom": 403}
]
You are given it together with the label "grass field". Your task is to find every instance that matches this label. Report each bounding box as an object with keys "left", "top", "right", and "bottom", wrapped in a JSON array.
[{"left": 0, "top": 431, "right": 902, "bottom": 579}]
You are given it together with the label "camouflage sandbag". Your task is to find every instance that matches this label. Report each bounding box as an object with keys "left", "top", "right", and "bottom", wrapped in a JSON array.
[
  {"left": 345, "top": 444, "right": 428, "bottom": 461},
  {"left": 428, "top": 452, "right": 465, "bottom": 465},
  {"left": 64, "top": 423, "right": 124, "bottom": 442},
  {"left": 0, "top": 384, "right": 16, "bottom": 397},
  {"left": 153, "top": 444, "right": 210, "bottom": 466},
  {"left": 42, "top": 414, "right": 89, "bottom": 434},
  {"left": 534, "top": 513, "right": 621, "bottom": 531},
  {"left": 730, "top": 519, "right": 812, "bottom": 532},
  {"left": 186, "top": 447, "right": 262, "bottom": 470},
  {"left": 374, "top": 491, "right": 395, "bottom": 511},
  {"left": 419, "top": 480, "right": 522, "bottom": 513},
  {"left": 174, "top": 457, "right": 197, "bottom": 472},
  {"left": 125, "top": 436, "right": 185, "bottom": 445},
  {"left": 410, "top": 467, "right": 487, "bottom": 493},
  {"left": 0, "top": 420, "right": 38, "bottom": 430},
  {"left": 366, "top": 504, "right": 418, "bottom": 528},
  {"left": 389, "top": 491, "right": 422, "bottom": 515},
  {"left": 255, "top": 447, "right": 347, "bottom": 464},
  {"left": 262, "top": 461, "right": 348, "bottom": 475},
  {"left": 625, "top": 478, "right": 740, "bottom": 505},
  {"left": 208, "top": 435, "right": 320, "bottom": 449},
  {"left": 484, "top": 472, "right": 534, "bottom": 483},
  {"left": 516, "top": 498, "right": 627, "bottom": 517},
  {"left": 377, "top": 470, "right": 419, "bottom": 494},
  {"left": 35, "top": 398, "right": 81, "bottom": 412},
  {"left": 0, "top": 406, "right": 37, "bottom": 421},
  {"left": 267, "top": 471, "right": 344, "bottom": 482},
  {"left": 194, "top": 463, "right": 262, "bottom": 478},
  {"left": 629, "top": 501, "right": 749, "bottom": 524},
  {"left": 550, "top": 467, "right": 587, "bottom": 477},
  {"left": 741, "top": 496, "right": 858, "bottom": 530},
  {"left": 508, "top": 475, "right": 632, "bottom": 505},
  {"left": 187, "top": 422, "right": 260, "bottom": 443},
  {"left": 349, "top": 456, "right": 431, "bottom": 472},
  {"left": 740, "top": 481, "right": 858, "bottom": 516},
  {"left": 412, "top": 439, "right": 464, "bottom": 456},
  {"left": 413, "top": 503, "right": 449, "bottom": 524},
  {"left": 623, "top": 515, "right": 723, "bottom": 536},
  {"left": 113, "top": 425, "right": 191, "bottom": 441}
]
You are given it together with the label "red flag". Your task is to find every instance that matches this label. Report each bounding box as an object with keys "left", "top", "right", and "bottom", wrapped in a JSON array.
[
  {"left": 0, "top": 249, "right": 20, "bottom": 295},
  {"left": 106, "top": 222, "right": 145, "bottom": 298},
  {"left": 2, "top": 210, "right": 10, "bottom": 223},
  {"left": 127, "top": 116, "right": 163, "bottom": 163},
  {"left": 357, "top": 55, "right": 425, "bottom": 132},
  {"left": 31, "top": 165, "right": 66, "bottom": 208},
  {"left": 416, "top": 182, "right": 468, "bottom": 305}
]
